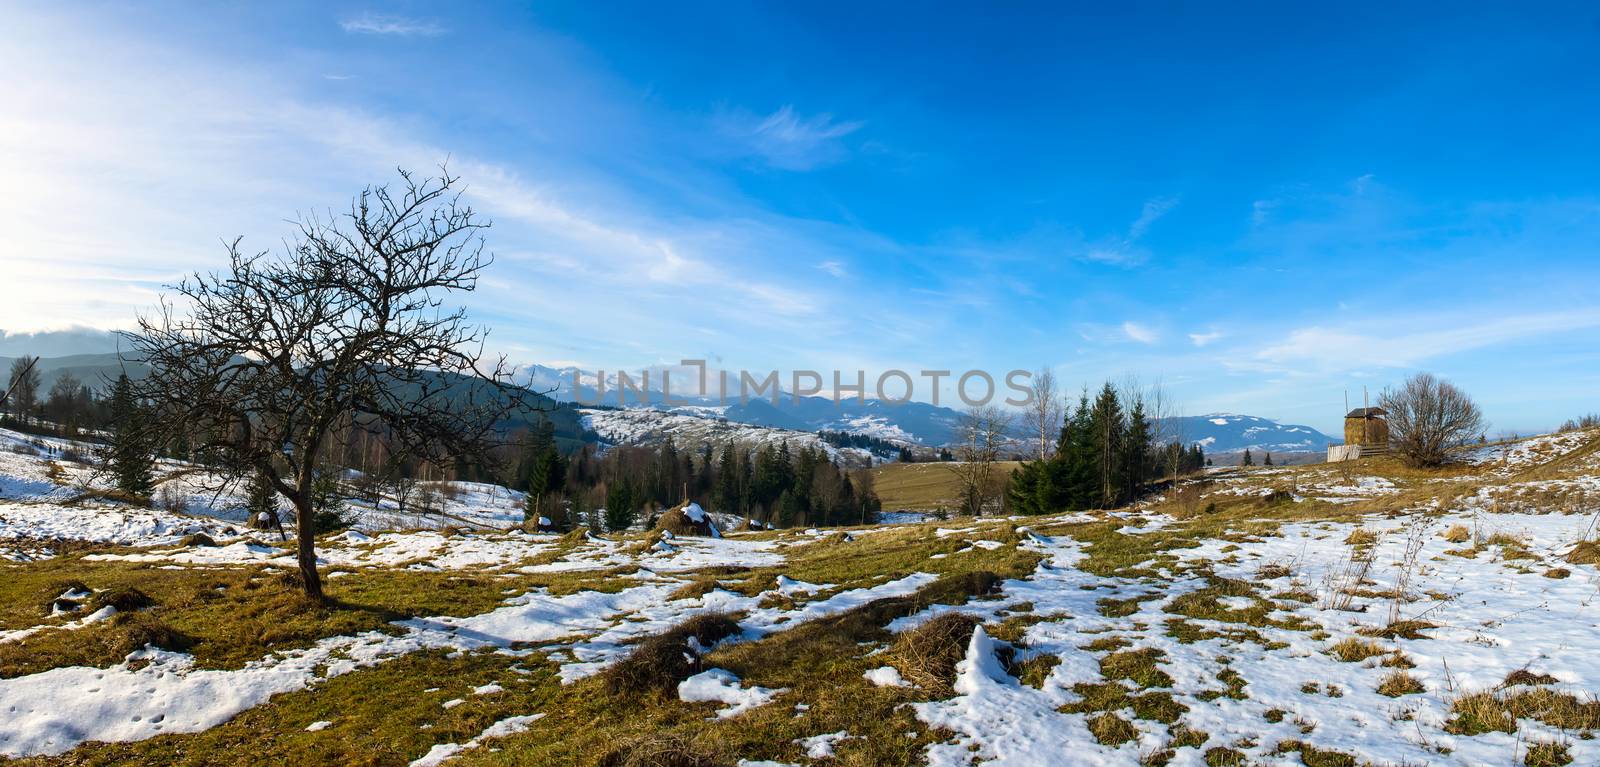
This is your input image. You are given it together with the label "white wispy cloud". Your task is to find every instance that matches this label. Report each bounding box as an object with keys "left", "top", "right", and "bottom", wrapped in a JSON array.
[
  {"left": 1127, "top": 196, "right": 1179, "bottom": 240},
  {"left": 1122, "top": 321, "right": 1159, "bottom": 344},
  {"left": 0, "top": 8, "right": 858, "bottom": 371},
  {"left": 1075, "top": 195, "right": 1179, "bottom": 266},
  {"left": 1240, "top": 308, "right": 1600, "bottom": 375},
  {"left": 339, "top": 13, "right": 445, "bottom": 37},
  {"left": 816, "top": 260, "right": 846, "bottom": 278},
  {"left": 1188, "top": 330, "right": 1223, "bottom": 347},
  {"left": 723, "top": 105, "right": 863, "bottom": 171}
]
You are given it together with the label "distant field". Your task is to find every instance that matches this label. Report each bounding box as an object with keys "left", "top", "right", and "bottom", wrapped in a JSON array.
[{"left": 871, "top": 460, "right": 1023, "bottom": 510}]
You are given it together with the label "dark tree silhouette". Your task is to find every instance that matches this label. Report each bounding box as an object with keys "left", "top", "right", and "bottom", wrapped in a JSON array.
[{"left": 126, "top": 167, "right": 539, "bottom": 600}]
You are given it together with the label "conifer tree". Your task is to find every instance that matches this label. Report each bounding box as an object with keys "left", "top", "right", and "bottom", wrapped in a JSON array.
[
  {"left": 1241, "top": 448, "right": 1254, "bottom": 467},
  {"left": 604, "top": 481, "right": 636, "bottom": 532},
  {"left": 245, "top": 467, "right": 281, "bottom": 535},
  {"left": 1087, "top": 384, "right": 1125, "bottom": 508},
  {"left": 105, "top": 373, "right": 155, "bottom": 498},
  {"left": 715, "top": 444, "right": 741, "bottom": 515},
  {"left": 1264, "top": 452, "right": 1273, "bottom": 467},
  {"left": 309, "top": 464, "right": 350, "bottom": 533},
  {"left": 1123, "top": 397, "right": 1151, "bottom": 503}
]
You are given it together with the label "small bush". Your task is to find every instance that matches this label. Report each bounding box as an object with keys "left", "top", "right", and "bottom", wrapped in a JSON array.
[
  {"left": 178, "top": 532, "right": 218, "bottom": 548},
  {"left": 1442, "top": 525, "right": 1471, "bottom": 543},
  {"left": 154, "top": 485, "right": 189, "bottom": 514},
  {"left": 603, "top": 613, "right": 740, "bottom": 695},
  {"left": 114, "top": 613, "right": 194, "bottom": 656},
  {"left": 597, "top": 733, "right": 730, "bottom": 767},
  {"left": 93, "top": 587, "right": 154, "bottom": 613}
]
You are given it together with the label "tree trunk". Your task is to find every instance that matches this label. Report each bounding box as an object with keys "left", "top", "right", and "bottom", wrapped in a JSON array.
[{"left": 294, "top": 495, "right": 324, "bottom": 601}]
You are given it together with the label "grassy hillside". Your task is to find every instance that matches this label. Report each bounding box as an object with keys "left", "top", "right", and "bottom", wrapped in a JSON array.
[{"left": 872, "top": 461, "right": 1023, "bottom": 511}]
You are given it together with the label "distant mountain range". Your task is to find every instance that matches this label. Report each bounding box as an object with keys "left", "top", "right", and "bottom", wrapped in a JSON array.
[
  {"left": 1163, "top": 414, "right": 1337, "bottom": 455},
  {"left": 1, "top": 341, "right": 1340, "bottom": 455},
  {"left": 518, "top": 363, "right": 963, "bottom": 446}
]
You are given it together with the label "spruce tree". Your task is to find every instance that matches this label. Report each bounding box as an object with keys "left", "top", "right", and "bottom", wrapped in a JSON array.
[
  {"left": 245, "top": 468, "right": 280, "bottom": 533},
  {"left": 105, "top": 373, "right": 154, "bottom": 498},
  {"left": 1122, "top": 398, "right": 1151, "bottom": 503},
  {"left": 1264, "top": 452, "right": 1273, "bottom": 466},
  {"left": 604, "top": 481, "right": 636, "bottom": 532},
  {"left": 1087, "top": 384, "right": 1125, "bottom": 508},
  {"left": 1241, "top": 448, "right": 1254, "bottom": 467},
  {"left": 716, "top": 444, "right": 741, "bottom": 515},
  {"left": 309, "top": 465, "right": 350, "bottom": 533}
]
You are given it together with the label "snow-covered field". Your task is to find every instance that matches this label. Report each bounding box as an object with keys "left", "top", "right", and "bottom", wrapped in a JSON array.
[{"left": 2, "top": 425, "right": 1599, "bottom": 765}]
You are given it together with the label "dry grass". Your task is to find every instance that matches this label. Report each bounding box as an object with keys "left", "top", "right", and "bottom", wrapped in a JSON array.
[
  {"left": 1086, "top": 712, "right": 1138, "bottom": 746},
  {"left": 1342, "top": 529, "right": 1378, "bottom": 546},
  {"left": 1255, "top": 563, "right": 1292, "bottom": 579},
  {"left": 1524, "top": 741, "right": 1573, "bottom": 767},
  {"left": 1502, "top": 669, "right": 1561, "bottom": 688},
  {"left": 1442, "top": 524, "right": 1472, "bottom": 543},
  {"left": 1328, "top": 637, "right": 1386, "bottom": 663},
  {"left": 888, "top": 613, "right": 982, "bottom": 695},
  {"left": 1376, "top": 671, "right": 1424, "bottom": 697},
  {"left": 1448, "top": 688, "right": 1600, "bottom": 734},
  {"left": 654, "top": 505, "right": 717, "bottom": 537},
  {"left": 870, "top": 461, "right": 1022, "bottom": 511},
  {"left": 1563, "top": 541, "right": 1600, "bottom": 565},
  {"left": 1358, "top": 620, "right": 1436, "bottom": 640}
]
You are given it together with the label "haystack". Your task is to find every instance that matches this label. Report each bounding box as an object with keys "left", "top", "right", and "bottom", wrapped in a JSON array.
[{"left": 654, "top": 501, "right": 719, "bottom": 538}]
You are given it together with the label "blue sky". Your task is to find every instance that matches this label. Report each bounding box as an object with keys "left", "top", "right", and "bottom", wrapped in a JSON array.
[{"left": 3, "top": 2, "right": 1600, "bottom": 434}]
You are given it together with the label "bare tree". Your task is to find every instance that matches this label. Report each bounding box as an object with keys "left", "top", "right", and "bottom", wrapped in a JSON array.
[
  {"left": 4, "top": 356, "right": 41, "bottom": 422},
  {"left": 1379, "top": 372, "right": 1485, "bottom": 467},
  {"left": 1144, "top": 378, "right": 1187, "bottom": 485},
  {"left": 127, "top": 167, "right": 540, "bottom": 600},
  {"left": 1026, "top": 366, "right": 1063, "bottom": 459},
  {"left": 949, "top": 405, "right": 1013, "bottom": 516}
]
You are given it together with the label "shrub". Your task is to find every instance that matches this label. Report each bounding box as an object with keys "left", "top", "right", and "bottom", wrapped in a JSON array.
[
  {"left": 114, "top": 613, "right": 193, "bottom": 656},
  {"left": 603, "top": 613, "right": 740, "bottom": 695},
  {"left": 597, "top": 734, "right": 729, "bottom": 767},
  {"left": 154, "top": 485, "right": 188, "bottom": 514},
  {"left": 1380, "top": 372, "right": 1485, "bottom": 467},
  {"left": 93, "top": 587, "right": 154, "bottom": 613}
]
